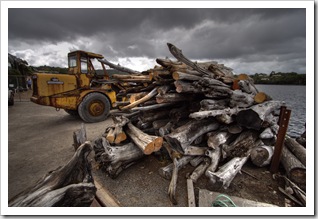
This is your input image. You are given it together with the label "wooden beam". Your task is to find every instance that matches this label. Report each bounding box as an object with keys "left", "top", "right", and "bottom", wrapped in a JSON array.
[
  {"left": 94, "top": 178, "right": 121, "bottom": 207},
  {"left": 187, "top": 179, "right": 196, "bottom": 207}
]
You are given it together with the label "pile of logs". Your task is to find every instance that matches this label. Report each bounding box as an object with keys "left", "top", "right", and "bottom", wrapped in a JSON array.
[{"left": 93, "top": 43, "right": 306, "bottom": 206}]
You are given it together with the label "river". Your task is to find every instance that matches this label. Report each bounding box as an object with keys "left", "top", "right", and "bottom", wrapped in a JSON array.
[{"left": 255, "top": 84, "right": 306, "bottom": 138}]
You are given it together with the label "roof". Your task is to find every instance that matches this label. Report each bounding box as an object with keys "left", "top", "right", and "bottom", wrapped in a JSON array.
[{"left": 68, "top": 50, "right": 104, "bottom": 59}]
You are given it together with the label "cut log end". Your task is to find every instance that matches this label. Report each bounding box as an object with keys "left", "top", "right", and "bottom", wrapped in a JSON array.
[
  {"left": 153, "top": 137, "right": 164, "bottom": 152},
  {"left": 144, "top": 142, "right": 155, "bottom": 155},
  {"left": 254, "top": 92, "right": 268, "bottom": 103}
]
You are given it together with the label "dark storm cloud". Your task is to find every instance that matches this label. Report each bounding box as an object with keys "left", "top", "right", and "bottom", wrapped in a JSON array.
[{"left": 8, "top": 8, "right": 306, "bottom": 73}]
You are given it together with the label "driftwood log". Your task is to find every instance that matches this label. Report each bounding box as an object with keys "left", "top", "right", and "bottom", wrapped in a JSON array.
[
  {"left": 250, "top": 144, "right": 274, "bottom": 167},
  {"left": 164, "top": 118, "right": 219, "bottom": 153},
  {"left": 9, "top": 142, "right": 96, "bottom": 207},
  {"left": 94, "top": 137, "right": 144, "bottom": 178},
  {"left": 98, "top": 58, "right": 141, "bottom": 75},
  {"left": 284, "top": 135, "right": 306, "bottom": 166},
  {"left": 281, "top": 146, "right": 306, "bottom": 191},
  {"left": 236, "top": 100, "right": 284, "bottom": 130},
  {"left": 206, "top": 156, "right": 249, "bottom": 190}
]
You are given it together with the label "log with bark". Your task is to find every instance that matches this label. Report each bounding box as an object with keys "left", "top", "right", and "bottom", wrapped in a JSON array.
[
  {"left": 284, "top": 135, "right": 306, "bottom": 166},
  {"left": 281, "top": 146, "right": 306, "bottom": 191},
  {"left": 9, "top": 142, "right": 96, "bottom": 207},
  {"left": 104, "top": 115, "right": 130, "bottom": 144},
  {"left": 126, "top": 122, "right": 163, "bottom": 154}
]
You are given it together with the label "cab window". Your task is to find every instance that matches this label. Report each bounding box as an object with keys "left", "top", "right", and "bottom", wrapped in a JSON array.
[
  {"left": 81, "top": 57, "right": 88, "bottom": 73},
  {"left": 68, "top": 55, "right": 77, "bottom": 67}
]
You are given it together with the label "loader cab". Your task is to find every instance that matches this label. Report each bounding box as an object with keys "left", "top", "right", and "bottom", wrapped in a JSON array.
[
  {"left": 67, "top": 50, "right": 109, "bottom": 87},
  {"left": 67, "top": 50, "right": 105, "bottom": 75}
]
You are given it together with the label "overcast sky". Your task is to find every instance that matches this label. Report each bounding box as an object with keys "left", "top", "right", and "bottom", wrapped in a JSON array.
[{"left": 8, "top": 8, "right": 306, "bottom": 74}]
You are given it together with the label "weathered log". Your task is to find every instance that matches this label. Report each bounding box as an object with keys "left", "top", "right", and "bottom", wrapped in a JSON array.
[
  {"left": 200, "top": 98, "right": 230, "bottom": 111},
  {"left": 196, "top": 76, "right": 231, "bottom": 88},
  {"left": 215, "top": 114, "right": 234, "bottom": 124},
  {"left": 164, "top": 118, "right": 219, "bottom": 153},
  {"left": 152, "top": 119, "right": 170, "bottom": 130},
  {"left": 183, "top": 146, "right": 209, "bottom": 156},
  {"left": 189, "top": 158, "right": 210, "bottom": 183},
  {"left": 121, "top": 87, "right": 158, "bottom": 110},
  {"left": 189, "top": 107, "right": 241, "bottom": 120},
  {"left": 129, "top": 92, "right": 147, "bottom": 103},
  {"left": 162, "top": 141, "right": 183, "bottom": 160},
  {"left": 112, "top": 74, "right": 152, "bottom": 83},
  {"left": 167, "top": 43, "right": 213, "bottom": 76},
  {"left": 73, "top": 123, "right": 87, "bottom": 151},
  {"left": 9, "top": 142, "right": 96, "bottom": 207},
  {"left": 250, "top": 144, "right": 274, "bottom": 167},
  {"left": 238, "top": 80, "right": 258, "bottom": 95},
  {"left": 158, "top": 155, "right": 193, "bottom": 180},
  {"left": 98, "top": 58, "right": 141, "bottom": 75},
  {"left": 156, "top": 93, "right": 193, "bottom": 103},
  {"left": 96, "top": 138, "right": 144, "bottom": 178},
  {"left": 284, "top": 135, "right": 306, "bottom": 166},
  {"left": 131, "top": 102, "right": 176, "bottom": 112},
  {"left": 230, "top": 90, "right": 255, "bottom": 108},
  {"left": 206, "top": 156, "right": 249, "bottom": 190},
  {"left": 222, "top": 130, "right": 258, "bottom": 158},
  {"left": 174, "top": 80, "right": 203, "bottom": 93},
  {"left": 159, "top": 121, "right": 174, "bottom": 137},
  {"left": 281, "top": 146, "right": 306, "bottom": 191},
  {"left": 208, "top": 62, "right": 234, "bottom": 78},
  {"left": 205, "top": 147, "right": 222, "bottom": 174},
  {"left": 168, "top": 158, "right": 179, "bottom": 205},
  {"left": 126, "top": 122, "right": 163, "bottom": 155},
  {"left": 157, "top": 84, "right": 173, "bottom": 95},
  {"left": 190, "top": 156, "right": 204, "bottom": 167},
  {"left": 259, "top": 127, "right": 275, "bottom": 139},
  {"left": 207, "top": 131, "right": 232, "bottom": 149},
  {"left": 139, "top": 109, "right": 170, "bottom": 123},
  {"left": 235, "top": 100, "right": 284, "bottom": 130},
  {"left": 172, "top": 71, "right": 202, "bottom": 81},
  {"left": 155, "top": 58, "right": 183, "bottom": 68}
]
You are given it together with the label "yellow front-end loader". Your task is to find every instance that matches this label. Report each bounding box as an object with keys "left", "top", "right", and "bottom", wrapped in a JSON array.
[{"left": 31, "top": 50, "right": 122, "bottom": 123}]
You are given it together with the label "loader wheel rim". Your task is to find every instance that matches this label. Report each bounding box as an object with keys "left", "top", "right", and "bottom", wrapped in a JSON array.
[{"left": 88, "top": 100, "right": 105, "bottom": 117}]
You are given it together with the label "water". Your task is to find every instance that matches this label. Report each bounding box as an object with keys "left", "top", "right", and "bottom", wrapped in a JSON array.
[{"left": 255, "top": 85, "right": 306, "bottom": 138}]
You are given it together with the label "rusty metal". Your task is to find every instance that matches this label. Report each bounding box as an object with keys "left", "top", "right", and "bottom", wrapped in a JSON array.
[{"left": 270, "top": 106, "right": 291, "bottom": 173}]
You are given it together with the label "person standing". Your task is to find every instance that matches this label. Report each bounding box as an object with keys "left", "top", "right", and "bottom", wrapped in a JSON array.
[{"left": 27, "top": 77, "right": 32, "bottom": 90}]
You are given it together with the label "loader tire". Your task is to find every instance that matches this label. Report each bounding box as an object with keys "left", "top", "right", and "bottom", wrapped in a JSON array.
[{"left": 78, "top": 92, "right": 110, "bottom": 123}]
